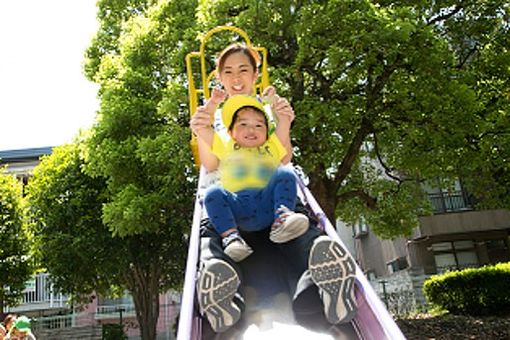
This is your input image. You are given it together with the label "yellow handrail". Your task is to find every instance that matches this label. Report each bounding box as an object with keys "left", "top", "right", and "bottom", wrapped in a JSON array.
[{"left": 185, "top": 26, "right": 269, "bottom": 166}]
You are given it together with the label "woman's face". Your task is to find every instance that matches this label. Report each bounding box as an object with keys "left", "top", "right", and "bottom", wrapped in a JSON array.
[{"left": 218, "top": 52, "right": 258, "bottom": 96}]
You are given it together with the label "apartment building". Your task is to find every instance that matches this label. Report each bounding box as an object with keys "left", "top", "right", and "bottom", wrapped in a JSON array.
[
  {"left": 338, "top": 180, "right": 510, "bottom": 313},
  {"left": 1, "top": 147, "right": 179, "bottom": 339}
]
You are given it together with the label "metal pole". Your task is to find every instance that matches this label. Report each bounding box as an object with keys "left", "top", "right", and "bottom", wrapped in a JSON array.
[{"left": 380, "top": 280, "right": 389, "bottom": 309}]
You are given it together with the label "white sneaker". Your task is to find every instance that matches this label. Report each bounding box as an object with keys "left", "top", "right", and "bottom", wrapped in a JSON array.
[
  {"left": 198, "top": 259, "right": 241, "bottom": 333},
  {"left": 222, "top": 231, "right": 253, "bottom": 262},
  {"left": 308, "top": 236, "right": 357, "bottom": 324},
  {"left": 270, "top": 205, "right": 309, "bottom": 243}
]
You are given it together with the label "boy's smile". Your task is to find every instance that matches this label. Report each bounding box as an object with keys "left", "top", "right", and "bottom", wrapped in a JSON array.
[{"left": 230, "top": 108, "right": 268, "bottom": 148}]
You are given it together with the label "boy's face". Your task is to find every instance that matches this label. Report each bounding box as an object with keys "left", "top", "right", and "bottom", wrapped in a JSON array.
[{"left": 230, "top": 107, "right": 268, "bottom": 148}]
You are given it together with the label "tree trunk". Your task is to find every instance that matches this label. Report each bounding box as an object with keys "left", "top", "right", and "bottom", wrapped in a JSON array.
[
  {"left": 309, "top": 173, "right": 338, "bottom": 224},
  {"left": 129, "top": 263, "right": 161, "bottom": 340}
]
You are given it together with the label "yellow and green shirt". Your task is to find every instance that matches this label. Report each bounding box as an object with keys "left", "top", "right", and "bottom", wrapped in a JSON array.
[{"left": 212, "top": 133, "right": 287, "bottom": 193}]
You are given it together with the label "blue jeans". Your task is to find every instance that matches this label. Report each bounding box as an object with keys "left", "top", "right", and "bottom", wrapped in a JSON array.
[{"left": 204, "top": 167, "right": 298, "bottom": 235}]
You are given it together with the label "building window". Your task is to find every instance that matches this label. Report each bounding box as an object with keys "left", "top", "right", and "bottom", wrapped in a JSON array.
[
  {"left": 387, "top": 256, "right": 409, "bottom": 274},
  {"left": 425, "top": 179, "right": 474, "bottom": 214},
  {"left": 365, "top": 270, "right": 377, "bottom": 281},
  {"left": 486, "top": 239, "right": 510, "bottom": 263},
  {"left": 16, "top": 174, "right": 30, "bottom": 196},
  {"left": 352, "top": 218, "right": 369, "bottom": 238},
  {"left": 432, "top": 240, "right": 478, "bottom": 273}
]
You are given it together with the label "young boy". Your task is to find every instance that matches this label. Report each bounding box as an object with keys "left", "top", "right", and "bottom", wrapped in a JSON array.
[{"left": 197, "top": 95, "right": 310, "bottom": 262}]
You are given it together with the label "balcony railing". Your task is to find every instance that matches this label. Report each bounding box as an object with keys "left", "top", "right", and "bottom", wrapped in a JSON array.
[
  {"left": 96, "top": 303, "right": 136, "bottom": 320},
  {"left": 32, "top": 314, "right": 74, "bottom": 331},
  {"left": 428, "top": 191, "right": 473, "bottom": 214},
  {"left": 4, "top": 273, "right": 68, "bottom": 313}
]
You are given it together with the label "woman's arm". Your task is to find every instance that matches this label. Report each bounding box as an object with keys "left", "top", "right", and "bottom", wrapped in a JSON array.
[
  {"left": 190, "top": 106, "right": 217, "bottom": 171},
  {"left": 189, "top": 89, "right": 227, "bottom": 171},
  {"left": 273, "top": 96, "right": 295, "bottom": 164}
]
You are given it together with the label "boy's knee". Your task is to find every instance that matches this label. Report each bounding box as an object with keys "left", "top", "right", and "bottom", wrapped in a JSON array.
[
  {"left": 204, "top": 185, "right": 225, "bottom": 204},
  {"left": 274, "top": 167, "right": 295, "bottom": 182}
]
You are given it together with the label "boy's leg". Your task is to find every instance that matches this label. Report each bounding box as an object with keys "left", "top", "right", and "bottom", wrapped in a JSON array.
[
  {"left": 260, "top": 167, "right": 309, "bottom": 243},
  {"left": 198, "top": 220, "right": 245, "bottom": 333},
  {"left": 204, "top": 186, "right": 253, "bottom": 262}
]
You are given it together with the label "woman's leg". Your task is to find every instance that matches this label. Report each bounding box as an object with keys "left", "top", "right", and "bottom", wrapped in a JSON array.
[{"left": 198, "top": 220, "right": 245, "bottom": 334}]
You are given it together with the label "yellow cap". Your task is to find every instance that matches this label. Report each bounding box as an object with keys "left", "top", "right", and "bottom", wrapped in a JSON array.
[{"left": 221, "top": 95, "right": 270, "bottom": 130}]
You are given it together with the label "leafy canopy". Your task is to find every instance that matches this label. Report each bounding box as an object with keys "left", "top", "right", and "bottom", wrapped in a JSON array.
[{"left": 0, "top": 170, "right": 33, "bottom": 308}]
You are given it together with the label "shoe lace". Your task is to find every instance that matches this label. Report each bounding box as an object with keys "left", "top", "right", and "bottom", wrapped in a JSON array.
[
  {"left": 222, "top": 231, "right": 242, "bottom": 248},
  {"left": 272, "top": 205, "right": 294, "bottom": 229}
]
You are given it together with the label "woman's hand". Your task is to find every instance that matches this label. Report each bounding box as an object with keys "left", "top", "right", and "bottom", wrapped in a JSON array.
[
  {"left": 273, "top": 96, "right": 295, "bottom": 124},
  {"left": 190, "top": 106, "right": 213, "bottom": 135},
  {"left": 209, "top": 87, "right": 227, "bottom": 106}
]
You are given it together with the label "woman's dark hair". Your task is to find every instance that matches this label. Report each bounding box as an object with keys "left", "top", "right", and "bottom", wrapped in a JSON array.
[{"left": 216, "top": 43, "right": 259, "bottom": 74}]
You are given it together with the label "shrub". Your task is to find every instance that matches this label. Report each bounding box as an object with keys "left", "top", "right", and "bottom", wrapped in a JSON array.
[
  {"left": 423, "top": 262, "right": 510, "bottom": 316},
  {"left": 102, "top": 323, "right": 127, "bottom": 340}
]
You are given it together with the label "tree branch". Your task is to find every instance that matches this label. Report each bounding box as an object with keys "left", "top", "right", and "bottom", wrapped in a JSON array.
[
  {"left": 373, "top": 131, "right": 403, "bottom": 183},
  {"left": 427, "top": 5, "right": 463, "bottom": 25},
  {"left": 457, "top": 45, "right": 479, "bottom": 69},
  {"left": 337, "top": 189, "right": 377, "bottom": 209},
  {"left": 334, "top": 117, "right": 372, "bottom": 184}
]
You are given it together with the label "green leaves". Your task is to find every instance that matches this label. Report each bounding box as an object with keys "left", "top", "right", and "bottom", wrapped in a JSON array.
[
  {"left": 27, "top": 143, "right": 124, "bottom": 298},
  {"left": 84, "top": 0, "right": 509, "bottom": 243},
  {"left": 424, "top": 263, "right": 510, "bottom": 316},
  {"left": 0, "top": 170, "right": 33, "bottom": 308}
]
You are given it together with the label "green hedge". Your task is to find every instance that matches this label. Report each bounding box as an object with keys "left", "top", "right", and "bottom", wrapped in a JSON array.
[
  {"left": 102, "top": 323, "right": 127, "bottom": 340},
  {"left": 423, "top": 262, "right": 510, "bottom": 316}
]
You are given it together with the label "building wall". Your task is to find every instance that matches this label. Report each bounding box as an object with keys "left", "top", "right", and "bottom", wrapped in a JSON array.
[
  {"left": 415, "top": 209, "right": 510, "bottom": 238},
  {"left": 352, "top": 207, "right": 510, "bottom": 312},
  {"left": 354, "top": 231, "right": 387, "bottom": 278}
]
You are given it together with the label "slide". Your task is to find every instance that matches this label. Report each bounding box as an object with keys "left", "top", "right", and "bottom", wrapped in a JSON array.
[{"left": 176, "top": 166, "right": 406, "bottom": 340}]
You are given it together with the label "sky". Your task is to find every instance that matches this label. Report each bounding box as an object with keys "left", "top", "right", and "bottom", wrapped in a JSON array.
[{"left": 0, "top": 1, "right": 100, "bottom": 151}]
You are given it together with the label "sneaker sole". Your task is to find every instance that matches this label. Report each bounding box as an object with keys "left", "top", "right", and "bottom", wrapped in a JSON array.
[
  {"left": 309, "top": 237, "right": 357, "bottom": 324},
  {"left": 198, "top": 259, "right": 241, "bottom": 333},
  {"left": 270, "top": 214, "right": 309, "bottom": 243}
]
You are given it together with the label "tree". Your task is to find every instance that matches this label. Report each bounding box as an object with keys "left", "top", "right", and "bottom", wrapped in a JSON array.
[
  {"left": 0, "top": 170, "right": 32, "bottom": 312},
  {"left": 191, "top": 0, "right": 509, "bottom": 238},
  {"left": 27, "top": 143, "right": 126, "bottom": 303},
  {"left": 82, "top": 1, "right": 198, "bottom": 339},
  {"left": 28, "top": 136, "right": 194, "bottom": 340},
  {"left": 84, "top": 0, "right": 509, "bottom": 237}
]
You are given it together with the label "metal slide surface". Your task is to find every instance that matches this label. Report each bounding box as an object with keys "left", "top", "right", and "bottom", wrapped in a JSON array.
[{"left": 177, "top": 166, "right": 406, "bottom": 340}]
